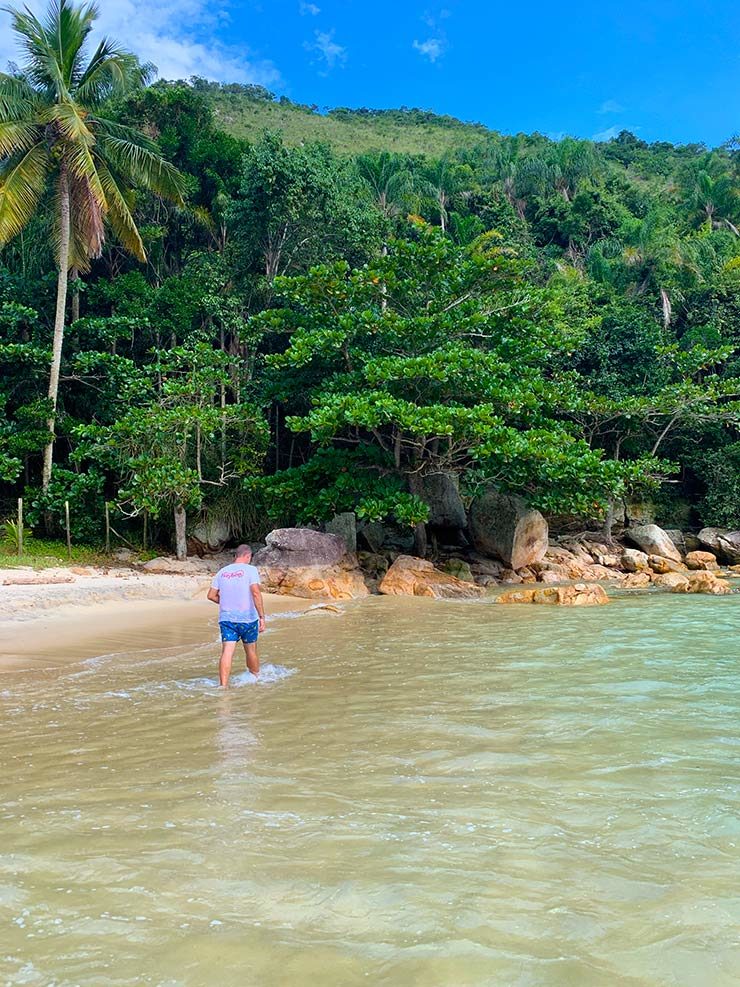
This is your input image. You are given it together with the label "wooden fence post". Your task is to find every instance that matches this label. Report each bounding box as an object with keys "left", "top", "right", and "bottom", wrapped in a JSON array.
[
  {"left": 143, "top": 511, "right": 147, "bottom": 551},
  {"left": 65, "top": 500, "right": 72, "bottom": 560},
  {"left": 17, "top": 497, "right": 23, "bottom": 557},
  {"left": 105, "top": 502, "right": 111, "bottom": 554}
]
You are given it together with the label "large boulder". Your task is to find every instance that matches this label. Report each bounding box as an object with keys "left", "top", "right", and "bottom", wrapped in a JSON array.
[
  {"left": 717, "top": 532, "right": 740, "bottom": 565},
  {"left": 647, "top": 555, "right": 687, "bottom": 575},
  {"left": 621, "top": 548, "right": 650, "bottom": 572},
  {"left": 698, "top": 527, "right": 740, "bottom": 563},
  {"left": 496, "top": 583, "right": 609, "bottom": 606},
  {"left": 671, "top": 570, "right": 732, "bottom": 596},
  {"left": 190, "top": 517, "right": 231, "bottom": 553},
  {"left": 418, "top": 473, "right": 467, "bottom": 528},
  {"left": 259, "top": 560, "right": 369, "bottom": 600},
  {"left": 624, "top": 524, "right": 682, "bottom": 563},
  {"left": 324, "top": 513, "right": 357, "bottom": 554},
  {"left": 254, "top": 528, "right": 348, "bottom": 568},
  {"left": 651, "top": 572, "right": 690, "bottom": 590},
  {"left": 685, "top": 550, "right": 719, "bottom": 571},
  {"left": 469, "top": 490, "right": 548, "bottom": 570},
  {"left": 697, "top": 527, "right": 728, "bottom": 553},
  {"left": 622, "top": 572, "right": 652, "bottom": 589},
  {"left": 379, "top": 555, "right": 484, "bottom": 600}
]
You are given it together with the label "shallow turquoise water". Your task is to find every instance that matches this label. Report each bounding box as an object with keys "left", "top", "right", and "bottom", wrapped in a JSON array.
[{"left": 1, "top": 593, "right": 739, "bottom": 986}]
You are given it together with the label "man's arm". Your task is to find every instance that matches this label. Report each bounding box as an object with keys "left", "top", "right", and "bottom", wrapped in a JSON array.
[
  {"left": 207, "top": 587, "right": 220, "bottom": 604},
  {"left": 251, "top": 583, "right": 265, "bottom": 633}
]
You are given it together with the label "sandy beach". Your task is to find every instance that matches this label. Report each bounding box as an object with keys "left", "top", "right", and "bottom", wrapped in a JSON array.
[{"left": 0, "top": 564, "right": 311, "bottom": 672}]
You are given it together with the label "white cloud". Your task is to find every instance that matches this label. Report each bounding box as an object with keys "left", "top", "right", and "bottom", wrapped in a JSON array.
[
  {"left": 414, "top": 8, "right": 449, "bottom": 62},
  {"left": 413, "top": 37, "right": 446, "bottom": 62},
  {"left": 593, "top": 124, "right": 639, "bottom": 142},
  {"left": 304, "top": 29, "right": 346, "bottom": 73},
  {"left": 0, "top": 0, "right": 281, "bottom": 86},
  {"left": 299, "top": 1, "right": 321, "bottom": 14},
  {"left": 598, "top": 99, "right": 625, "bottom": 114}
]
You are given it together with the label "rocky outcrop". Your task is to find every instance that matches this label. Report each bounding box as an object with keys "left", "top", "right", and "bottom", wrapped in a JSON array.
[
  {"left": 685, "top": 550, "right": 719, "bottom": 571},
  {"left": 625, "top": 524, "right": 682, "bottom": 563},
  {"left": 622, "top": 572, "right": 652, "bottom": 589},
  {"left": 621, "top": 548, "right": 650, "bottom": 572},
  {"left": 496, "top": 583, "right": 609, "bottom": 606},
  {"left": 697, "top": 528, "right": 740, "bottom": 564},
  {"left": 647, "top": 555, "right": 687, "bottom": 575},
  {"left": 247, "top": 527, "right": 370, "bottom": 600},
  {"left": 651, "top": 572, "right": 690, "bottom": 590},
  {"left": 697, "top": 527, "right": 726, "bottom": 553},
  {"left": 671, "top": 570, "right": 732, "bottom": 595},
  {"left": 254, "top": 528, "right": 348, "bottom": 568},
  {"left": 189, "top": 518, "right": 231, "bottom": 553},
  {"left": 324, "top": 513, "right": 357, "bottom": 553},
  {"left": 469, "top": 490, "right": 548, "bottom": 570},
  {"left": 717, "top": 532, "right": 740, "bottom": 565},
  {"left": 259, "top": 559, "right": 369, "bottom": 600},
  {"left": 418, "top": 473, "right": 467, "bottom": 528},
  {"left": 379, "top": 555, "right": 484, "bottom": 599},
  {"left": 441, "top": 558, "right": 475, "bottom": 582}
]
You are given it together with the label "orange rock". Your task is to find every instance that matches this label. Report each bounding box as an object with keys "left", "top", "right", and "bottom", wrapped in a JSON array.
[
  {"left": 379, "top": 555, "right": 484, "bottom": 600},
  {"left": 673, "top": 570, "right": 732, "bottom": 595},
  {"left": 497, "top": 582, "right": 609, "bottom": 606},
  {"left": 651, "top": 572, "right": 690, "bottom": 590},
  {"left": 648, "top": 555, "right": 687, "bottom": 574},
  {"left": 622, "top": 572, "right": 652, "bottom": 589},
  {"left": 259, "top": 561, "right": 369, "bottom": 600},
  {"left": 685, "top": 550, "right": 719, "bottom": 571}
]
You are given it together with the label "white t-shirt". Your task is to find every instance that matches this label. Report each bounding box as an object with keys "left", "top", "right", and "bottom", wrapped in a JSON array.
[{"left": 211, "top": 563, "right": 261, "bottom": 623}]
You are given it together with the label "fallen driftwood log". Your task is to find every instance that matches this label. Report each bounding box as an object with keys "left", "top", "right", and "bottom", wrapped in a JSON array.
[{"left": 3, "top": 574, "right": 75, "bottom": 586}]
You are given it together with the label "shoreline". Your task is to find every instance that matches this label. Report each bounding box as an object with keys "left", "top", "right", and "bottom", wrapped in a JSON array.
[{"left": 0, "top": 583, "right": 312, "bottom": 674}]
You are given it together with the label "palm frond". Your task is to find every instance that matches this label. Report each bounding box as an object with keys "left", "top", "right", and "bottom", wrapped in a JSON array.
[
  {"left": 7, "top": 5, "right": 68, "bottom": 98},
  {"left": 0, "top": 141, "right": 49, "bottom": 243},
  {"left": 99, "top": 134, "right": 186, "bottom": 205},
  {"left": 66, "top": 173, "right": 104, "bottom": 268},
  {"left": 0, "top": 73, "right": 37, "bottom": 121},
  {"left": 75, "top": 41, "right": 143, "bottom": 105},
  {"left": 44, "top": 0, "right": 97, "bottom": 90},
  {"left": 0, "top": 119, "right": 42, "bottom": 157},
  {"left": 94, "top": 156, "right": 145, "bottom": 260},
  {"left": 43, "top": 98, "right": 93, "bottom": 143}
]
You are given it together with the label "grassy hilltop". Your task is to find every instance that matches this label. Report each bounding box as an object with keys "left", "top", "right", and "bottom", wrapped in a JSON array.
[{"left": 202, "top": 81, "right": 498, "bottom": 156}]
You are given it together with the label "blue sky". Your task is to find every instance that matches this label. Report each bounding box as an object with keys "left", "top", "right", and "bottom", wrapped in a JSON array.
[{"left": 1, "top": 0, "right": 739, "bottom": 146}]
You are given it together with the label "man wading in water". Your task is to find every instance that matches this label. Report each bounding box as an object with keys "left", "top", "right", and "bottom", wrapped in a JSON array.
[{"left": 207, "top": 545, "right": 265, "bottom": 687}]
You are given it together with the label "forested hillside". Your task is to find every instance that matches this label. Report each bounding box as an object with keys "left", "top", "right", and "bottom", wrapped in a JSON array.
[{"left": 2, "top": 26, "right": 739, "bottom": 560}]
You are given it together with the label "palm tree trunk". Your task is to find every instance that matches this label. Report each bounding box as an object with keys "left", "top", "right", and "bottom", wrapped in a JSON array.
[
  {"left": 71, "top": 267, "right": 80, "bottom": 323},
  {"left": 174, "top": 504, "right": 187, "bottom": 561},
  {"left": 42, "top": 168, "right": 71, "bottom": 493}
]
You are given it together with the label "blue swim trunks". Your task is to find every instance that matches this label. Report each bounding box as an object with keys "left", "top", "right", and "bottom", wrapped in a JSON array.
[{"left": 219, "top": 620, "right": 259, "bottom": 644}]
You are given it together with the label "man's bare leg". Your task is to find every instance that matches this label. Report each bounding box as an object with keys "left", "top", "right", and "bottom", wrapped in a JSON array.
[
  {"left": 219, "top": 641, "right": 238, "bottom": 687},
  {"left": 244, "top": 642, "right": 259, "bottom": 677}
]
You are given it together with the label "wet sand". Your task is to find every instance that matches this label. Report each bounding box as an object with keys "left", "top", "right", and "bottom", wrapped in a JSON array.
[{"left": 0, "top": 593, "right": 312, "bottom": 673}]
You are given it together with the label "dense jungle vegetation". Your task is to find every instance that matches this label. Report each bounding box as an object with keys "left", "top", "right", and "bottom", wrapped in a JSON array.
[{"left": 1, "top": 1, "right": 739, "bottom": 558}]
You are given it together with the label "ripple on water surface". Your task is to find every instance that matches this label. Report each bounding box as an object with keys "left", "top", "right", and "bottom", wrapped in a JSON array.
[{"left": 1, "top": 593, "right": 739, "bottom": 986}]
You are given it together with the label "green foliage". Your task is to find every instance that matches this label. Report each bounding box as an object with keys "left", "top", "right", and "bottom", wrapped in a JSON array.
[
  {"left": 697, "top": 443, "right": 740, "bottom": 527},
  {"left": 27, "top": 468, "right": 105, "bottom": 542},
  {"left": 1, "top": 44, "right": 740, "bottom": 547},
  {"left": 256, "top": 448, "right": 428, "bottom": 526}
]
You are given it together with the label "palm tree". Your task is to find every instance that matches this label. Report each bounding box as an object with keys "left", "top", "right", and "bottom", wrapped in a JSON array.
[
  {"left": 355, "top": 151, "right": 415, "bottom": 224},
  {"left": 0, "top": 0, "right": 185, "bottom": 491},
  {"left": 684, "top": 154, "right": 739, "bottom": 234}
]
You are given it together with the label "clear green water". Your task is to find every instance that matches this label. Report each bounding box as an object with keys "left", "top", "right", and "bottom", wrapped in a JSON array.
[{"left": 1, "top": 594, "right": 739, "bottom": 986}]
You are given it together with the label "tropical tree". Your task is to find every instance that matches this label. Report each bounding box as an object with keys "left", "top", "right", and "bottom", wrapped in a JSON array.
[{"left": 0, "top": 0, "right": 185, "bottom": 492}]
